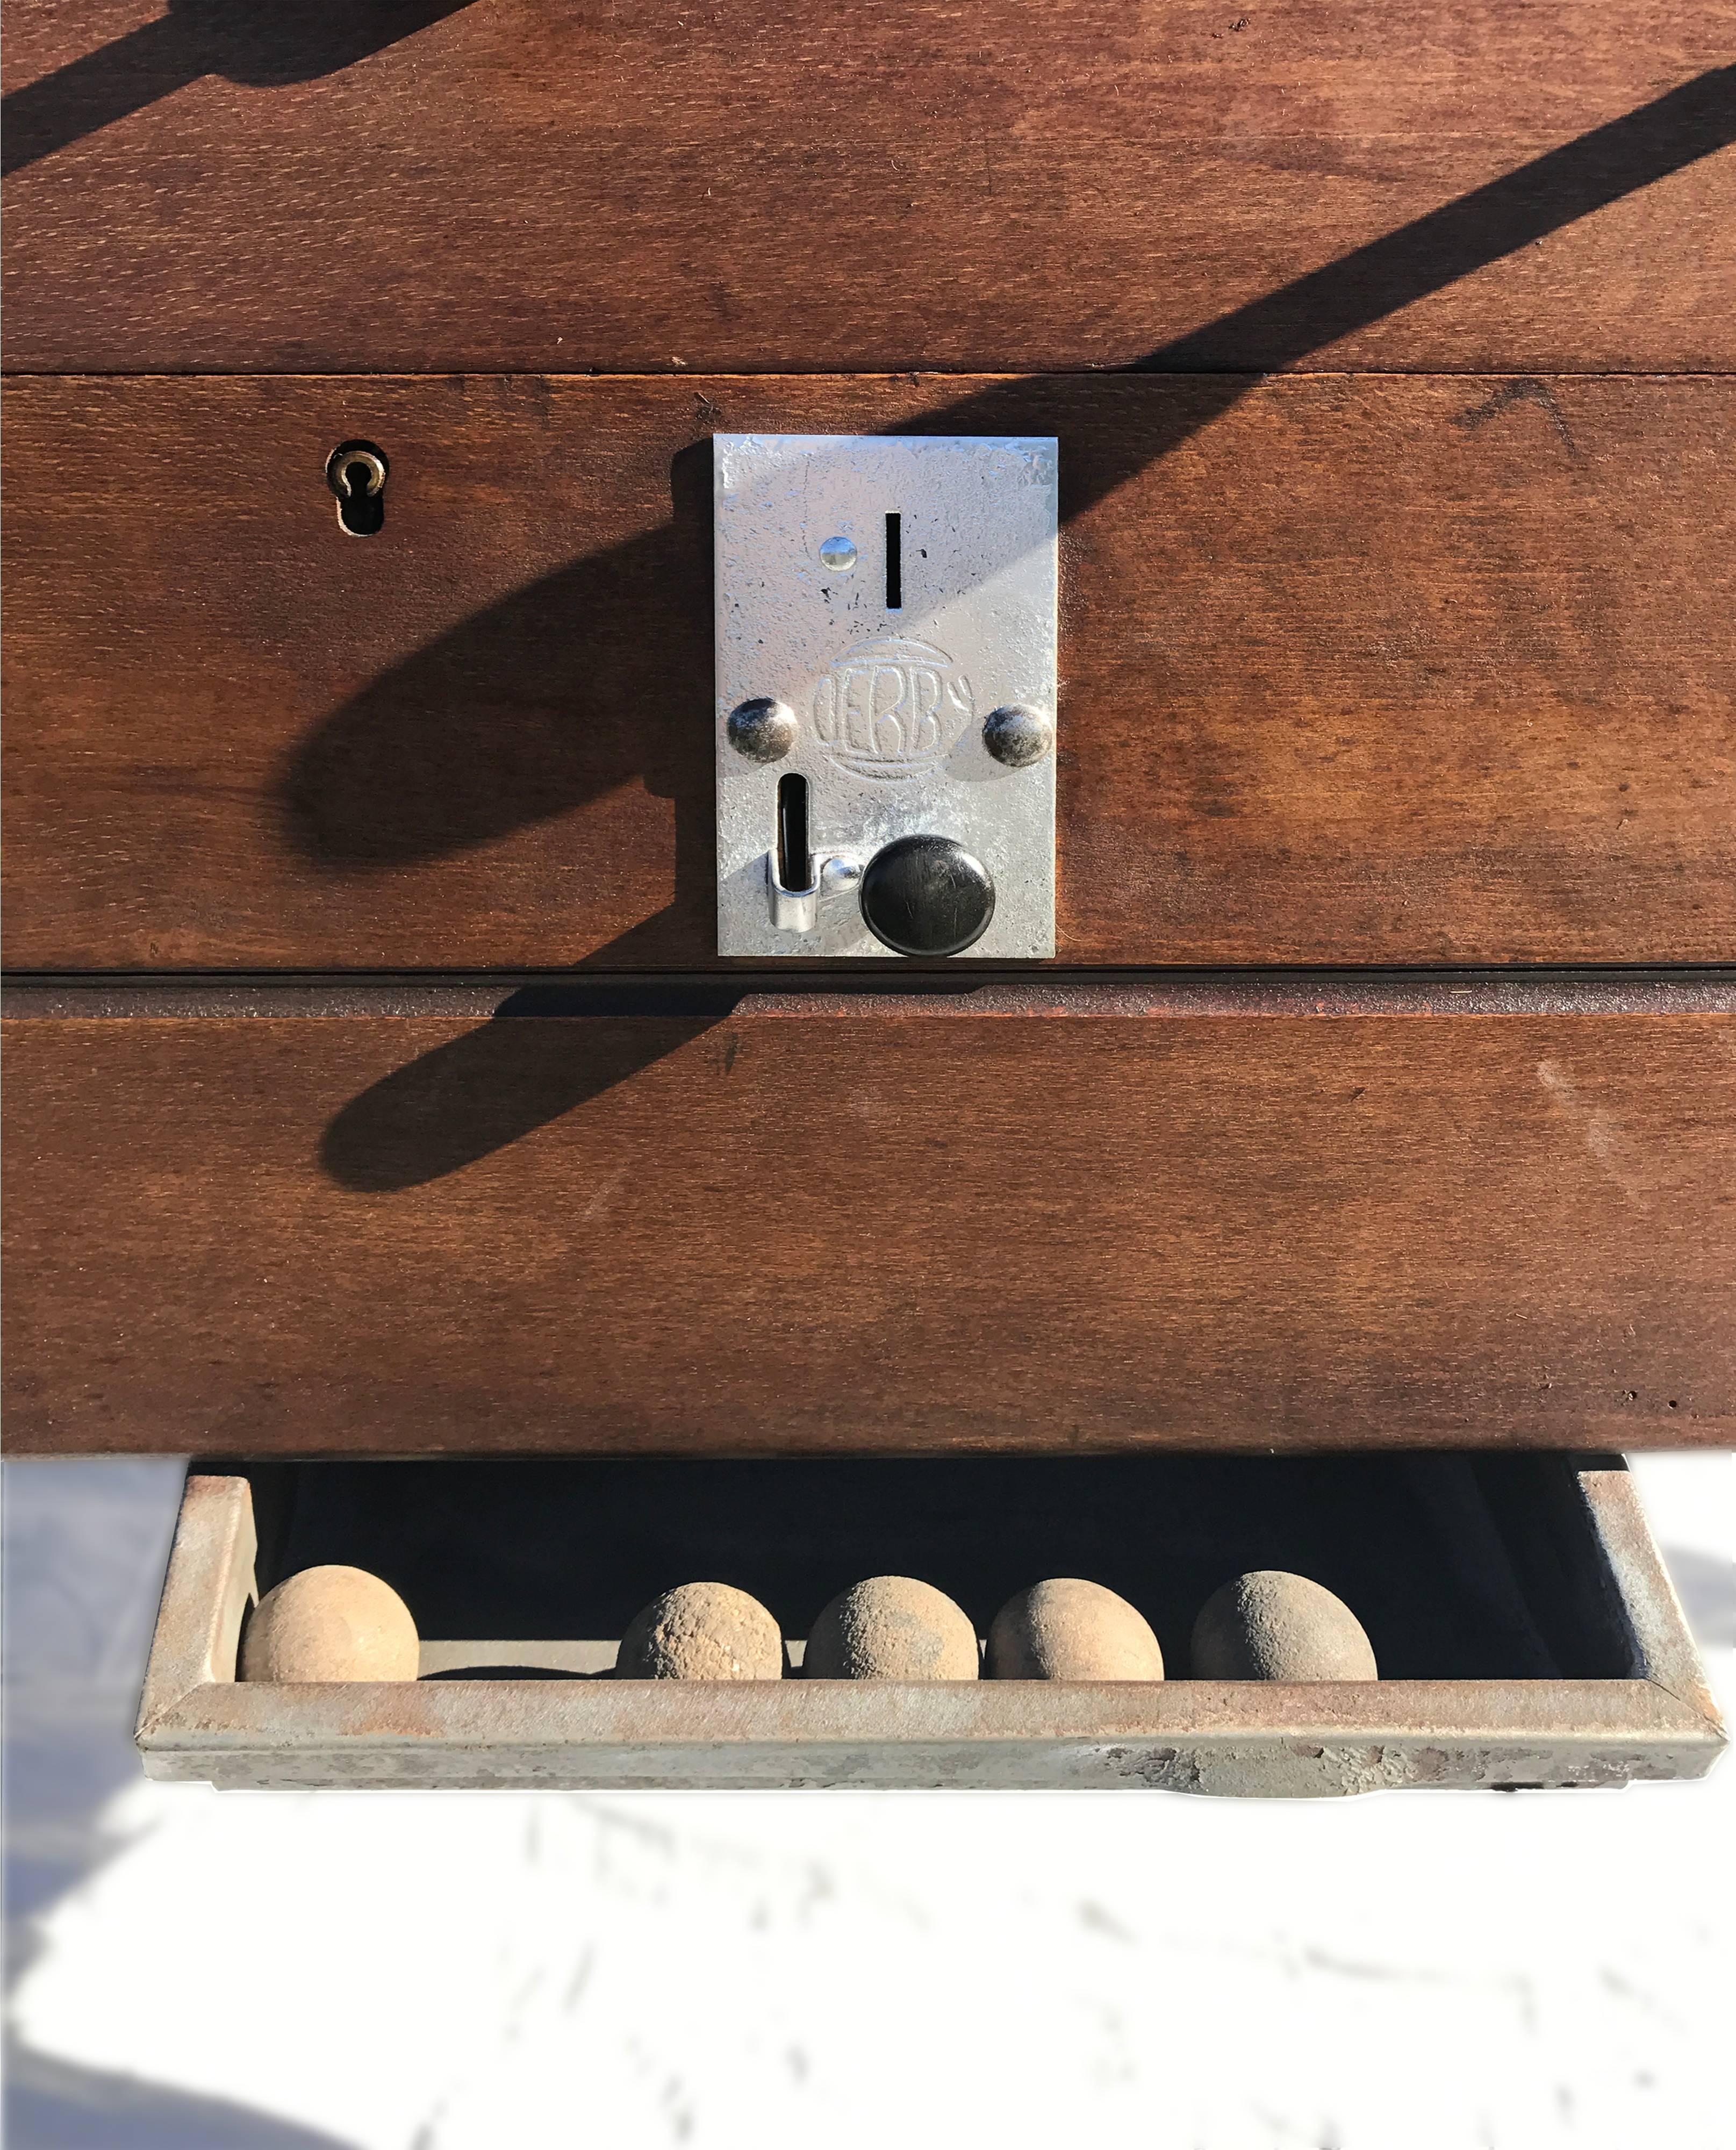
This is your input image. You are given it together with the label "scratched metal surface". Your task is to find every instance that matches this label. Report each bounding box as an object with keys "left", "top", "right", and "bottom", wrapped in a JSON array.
[{"left": 714, "top": 435, "right": 1058, "bottom": 958}]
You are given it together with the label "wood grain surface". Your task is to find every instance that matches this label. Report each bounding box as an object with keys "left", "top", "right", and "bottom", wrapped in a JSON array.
[
  {"left": 5, "top": 1008, "right": 1731, "bottom": 1456},
  {"left": 5, "top": 372, "right": 1733, "bottom": 971},
  {"left": 3, "top": 5, "right": 1732, "bottom": 374}
]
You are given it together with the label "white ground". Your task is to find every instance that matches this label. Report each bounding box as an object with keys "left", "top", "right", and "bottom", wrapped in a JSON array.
[{"left": 4, "top": 1453, "right": 1731, "bottom": 2150}]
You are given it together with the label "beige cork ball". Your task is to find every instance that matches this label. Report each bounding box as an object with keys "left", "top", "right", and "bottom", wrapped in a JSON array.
[
  {"left": 805, "top": 1576, "right": 979, "bottom": 1680},
  {"left": 615, "top": 1582, "right": 785, "bottom": 1680},
  {"left": 987, "top": 1578, "right": 1165, "bottom": 1680},
  {"left": 240, "top": 1565, "right": 419, "bottom": 1682},
  {"left": 1190, "top": 1571, "right": 1378, "bottom": 1681}
]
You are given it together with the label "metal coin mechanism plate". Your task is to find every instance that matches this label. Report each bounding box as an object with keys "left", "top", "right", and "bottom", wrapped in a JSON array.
[{"left": 715, "top": 434, "right": 1058, "bottom": 957}]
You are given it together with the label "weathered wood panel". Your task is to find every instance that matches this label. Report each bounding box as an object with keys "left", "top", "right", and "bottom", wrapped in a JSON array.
[
  {"left": 5, "top": 1006, "right": 1731, "bottom": 1454},
  {"left": 5, "top": 372, "right": 1733, "bottom": 970},
  {"left": 4, "top": 8, "right": 1732, "bottom": 374}
]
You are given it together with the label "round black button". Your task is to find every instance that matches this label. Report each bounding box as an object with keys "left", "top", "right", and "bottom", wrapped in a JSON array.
[{"left": 859, "top": 834, "right": 996, "bottom": 957}]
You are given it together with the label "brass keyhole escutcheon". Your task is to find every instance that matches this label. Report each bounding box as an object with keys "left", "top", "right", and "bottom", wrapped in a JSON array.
[{"left": 325, "top": 441, "right": 388, "bottom": 535}]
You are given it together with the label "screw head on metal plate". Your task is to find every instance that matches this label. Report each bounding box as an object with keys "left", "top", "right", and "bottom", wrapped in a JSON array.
[
  {"left": 726, "top": 696, "right": 799, "bottom": 763},
  {"left": 982, "top": 703, "right": 1054, "bottom": 769}
]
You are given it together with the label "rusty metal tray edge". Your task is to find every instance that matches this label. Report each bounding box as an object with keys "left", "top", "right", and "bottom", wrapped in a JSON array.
[{"left": 134, "top": 1469, "right": 1725, "bottom": 1796}]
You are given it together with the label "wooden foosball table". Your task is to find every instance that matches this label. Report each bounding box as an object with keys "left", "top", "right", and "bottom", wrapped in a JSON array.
[{"left": 4, "top": 7, "right": 1730, "bottom": 1790}]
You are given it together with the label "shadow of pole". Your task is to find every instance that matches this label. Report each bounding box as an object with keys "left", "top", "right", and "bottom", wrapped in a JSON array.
[
  {"left": 281, "top": 439, "right": 715, "bottom": 876},
  {"left": 5, "top": 2038, "right": 363, "bottom": 2150},
  {"left": 2, "top": 0, "right": 480, "bottom": 178},
  {"left": 284, "top": 66, "right": 1736, "bottom": 880},
  {"left": 269, "top": 62, "right": 1736, "bottom": 1189},
  {"left": 1127, "top": 64, "right": 1736, "bottom": 371},
  {"left": 319, "top": 984, "right": 746, "bottom": 1193},
  {"left": 2, "top": 1455, "right": 362, "bottom": 2142}
]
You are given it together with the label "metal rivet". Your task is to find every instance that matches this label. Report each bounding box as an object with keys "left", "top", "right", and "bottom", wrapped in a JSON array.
[
  {"left": 819, "top": 535, "right": 858, "bottom": 573},
  {"left": 726, "top": 697, "right": 799, "bottom": 763},
  {"left": 982, "top": 704, "right": 1054, "bottom": 769}
]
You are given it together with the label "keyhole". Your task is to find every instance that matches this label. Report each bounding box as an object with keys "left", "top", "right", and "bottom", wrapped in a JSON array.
[{"left": 326, "top": 440, "right": 388, "bottom": 535}]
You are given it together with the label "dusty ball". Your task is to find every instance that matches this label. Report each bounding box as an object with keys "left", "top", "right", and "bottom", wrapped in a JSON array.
[
  {"left": 615, "top": 1583, "right": 785, "bottom": 1680},
  {"left": 805, "top": 1576, "right": 979, "bottom": 1680},
  {"left": 987, "top": 1578, "right": 1165, "bottom": 1680},
  {"left": 1190, "top": 1571, "right": 1378, "bottom": 1681},
  {"left": 240, "top": 1565, "right": 419, "bottom": 1682}
]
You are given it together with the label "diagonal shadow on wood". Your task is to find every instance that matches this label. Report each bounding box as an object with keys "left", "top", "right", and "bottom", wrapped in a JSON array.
[
  {"left": 304, "top": 66, "right": 1736, "bottom": 1191},
  {"left": 1, "top": 0, "right": 479, "bottom": 178},
  {"left": 286, "top": 65, "right": 1736, "bottom": 885},
  {"left": 319, "top": 984, "right": 743, "bottom": 1191}
]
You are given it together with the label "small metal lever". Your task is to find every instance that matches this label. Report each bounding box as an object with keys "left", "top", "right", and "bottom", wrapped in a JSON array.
[
  {"left": 766, "top": 848, "right": 818, "bottom": 933},
  {"left": 765, "top": 851, "right": 862, "bottom": 934}
]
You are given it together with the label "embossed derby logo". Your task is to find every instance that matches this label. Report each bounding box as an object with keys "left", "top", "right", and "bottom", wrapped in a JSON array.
[{"left": 812, "top": 636, "right": 973, "bottom": 782}]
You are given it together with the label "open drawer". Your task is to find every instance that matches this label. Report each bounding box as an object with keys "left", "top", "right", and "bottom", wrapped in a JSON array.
[{"left": 137, "top": 1454, "right": 1723, "bottom": 1795}]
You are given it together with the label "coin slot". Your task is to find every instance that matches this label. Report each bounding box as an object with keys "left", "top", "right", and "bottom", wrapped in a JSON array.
[
  {"left": 776, "top": 772, "right": 810, "bottom": 892},
  {"left": 885, "top": 512, "right": 902, "bottom": 610}
]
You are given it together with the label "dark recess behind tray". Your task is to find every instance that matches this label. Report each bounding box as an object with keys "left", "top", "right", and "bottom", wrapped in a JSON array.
[{"left": 228, "top": 1453, "right": 1638, "bottom": 1681}]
